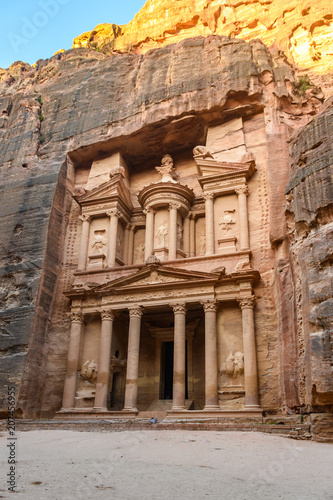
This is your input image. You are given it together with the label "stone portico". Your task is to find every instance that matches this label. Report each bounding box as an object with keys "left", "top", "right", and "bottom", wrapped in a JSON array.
[{"left": 58, "top": 143, "right": 263, "bottom": 419}]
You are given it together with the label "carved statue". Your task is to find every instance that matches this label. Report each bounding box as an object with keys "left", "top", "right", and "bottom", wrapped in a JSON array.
[
  {"left": 226, "top": 351, "right": 244, "bottom": 378},
  {"left": 80, "top": 360, "right": 98, "bottom": 383},
  {"left": 193, "top": 145, "right": 214, "bottom": 158},
  {"left": 177, "top": 223, "right": 183, "bottom": 248},
  {"left": 218, "top": 210, "right": 236, "bottom": 234},
  {"left": 116, "top": 234, "right": 122, "bottom": 254},
  {"left": 155, "top": 154, "right": 177, "bottom": 183},
  {"left": 199, "top": 233, "right": 206, "bottom": 254},
  {"left": 91, "top": 230, "right": 107, "bottom": 253},
  {"left": 156, "top": 223, "right": 168, "bottom": 247},
  {"left": 135, "top": 243, "right": 145, "bottom": 263}
]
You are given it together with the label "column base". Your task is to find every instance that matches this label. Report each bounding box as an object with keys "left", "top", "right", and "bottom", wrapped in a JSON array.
[
  {"left": 171, "top": 405, "right": 186, "bottom": 411},
  {"left": 204, "top": 405, "right": 220, "bottom": 411},
  {"left": 122, "top": 407, "right": 138, "bottom": 414},
  {"left": 92, "top": 407, "right": 108, "bottom": 412},
  {"left": 244, "top": 404, "right": 261, "bottom": 410}
]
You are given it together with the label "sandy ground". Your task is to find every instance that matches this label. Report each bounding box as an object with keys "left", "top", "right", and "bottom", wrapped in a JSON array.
[{"left": 0, "top": 430, "right": 333, "bottom": 499}]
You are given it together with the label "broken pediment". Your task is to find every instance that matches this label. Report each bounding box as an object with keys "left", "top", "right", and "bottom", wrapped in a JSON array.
[
  {"left": 74, "top": 173, "right": 132, "bottom": 211},
  {"left": 193, "top": 146, "right": 255, "bottom": 181}
]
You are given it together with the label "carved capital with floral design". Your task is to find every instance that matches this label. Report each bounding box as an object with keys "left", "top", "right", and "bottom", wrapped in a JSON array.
[
  {"left": 172, "top": 303, "right": 187, "bottom": 315},
  {"left": 143, "top": 207, "right": 156, "bottom": 215},
  {"left": 101, "top": 309, "right": 114, "bottom": 321},
  {"left": 169, "top": 202, "right": 181, "bottom": 211},
  {"left": 238, "top": 296, "right": 256, "bottom": 309},
  {"left": 202, "top": 300, "right": 218, "bottom": 313},
  {"left": 106, "top": 209, "right": 122, "bottom": 218},
  {"left": 129, "top": 307, "right": 143, "bottom": 319},
  {"left": 203, "top": 192, "right": 214, "bottom": 201},
  {"left": 79, "top": 214, "right": 91, "bottom": 223},
  {"left": 70, "top": 311, "right": 83, "bottom": 324},
  {"left": 235, "top": 186, "right": 249, "bottom": 196}
]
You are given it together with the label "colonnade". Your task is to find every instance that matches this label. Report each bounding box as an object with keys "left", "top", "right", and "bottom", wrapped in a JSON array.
[{"left": 61, "top": 296, "right": 259, "bottom": 412}]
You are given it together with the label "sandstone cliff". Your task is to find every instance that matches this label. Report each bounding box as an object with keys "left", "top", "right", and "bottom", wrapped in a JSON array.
[{"left": 73, "top": 0, "right": 333, "bottom": 84}]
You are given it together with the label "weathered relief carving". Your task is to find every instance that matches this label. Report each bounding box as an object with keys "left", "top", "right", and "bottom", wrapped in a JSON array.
[
  {"left": 156, "top": 223, "right": 168, "bottom": 246},
  {"left": 193, "top": 145, "right": 214, "bottom": 158},
  {"left": 218, "top": 210, "right": 236, "bottom": 234},
  {"left": 235, "top": 259, "right": 251, "bottom": 270},
  {"left": 80, "top": 360, "right": 98, "bottom": 383},
  {"left": 134, "top": 243, "right": 145, "bottom": 263},
  {"left": 91, "top": 230, "right": 107, "bottom": 253},
  {"left": 116, "top": 234, "right": 122, "bottom": 254},
  {"left": 177, "top": 223, "right": 183, "bottom": 248},
  {"left": 155, "top": 154, "right": 178, "bottom": 183},
  {"left": 226, "top": 352, "right": 244, "bottom": 378}
]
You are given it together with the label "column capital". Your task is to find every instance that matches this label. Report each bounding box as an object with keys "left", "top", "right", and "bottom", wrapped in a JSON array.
[
  {"left": 79, "top": 214, "right": 91, "bottom": 223},
  {"left": 238, "top": 296, "right": 256, "bottom": 309},
  {"left": 106, "top": 209, "right": 122, "bottom": 218},
  {"left": 143, "top": 207, "right": 156, "bottom": 215},
  {"left": 235, "top": 186, "right": 249, "bottom": 196},
  {"left": 172, "top": 303, "right": 187, "bottom": 315},
  {"left": 203, "top": 192, "right": 214, "bottom": 201},
  {"left": 169, "top": 202, "right": 181, "bottom": 211},
  {"left": 101, "top": 309, "right": 114, "bottom": 321},
  {"left": 69, "top": 311, "right": 83, "bottom": 324},
  {"left": 202, "top": 300, "right": 218, "bottom": 313},
  {"left": 126, "top": 223, "right": 133, "bottom": 230},
  {"left": 129, "top": 307, "right": 143, "bottom": 319}
]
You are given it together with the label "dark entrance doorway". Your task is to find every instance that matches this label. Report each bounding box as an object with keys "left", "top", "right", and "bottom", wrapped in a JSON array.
[
  {"left": 110, "top": 372, "right": 124, "bottom": 410},
  {"left": 160, "top": 341, "right": 188, "bottom": 400}
]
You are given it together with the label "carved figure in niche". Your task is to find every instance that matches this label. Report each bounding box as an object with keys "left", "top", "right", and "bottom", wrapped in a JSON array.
[
  {"left": 155, "top": 154, "right": 178, "bottom": 183},
  {"left": 193, "top": 145, "right": 214, "bottom": 159},
  {"left": 80, "top": 360, "right": 98, "bottom": 383},
  {"left": 226, "top": 352, "right": 244, "bottom": 378},
  {"left": 135, "top": 243, "right": 145, "bottom": 263},
  {"left": 91, "top": 230, "right": 107, "bottom": 253},
  {"left": 177, "top": 223, "right": 183, "bottom": 248},
  {"left": 219, "top": 210, "right": 236, "bottom": 234},
  {"left": 156, "top": 223, "right": 168, "bottom": 247},
  {"left": 199, "top": 233, "right": 206, "bottom": 254},
  {"left": 116, "top": 234, "right": 122, "bottom": 255}
]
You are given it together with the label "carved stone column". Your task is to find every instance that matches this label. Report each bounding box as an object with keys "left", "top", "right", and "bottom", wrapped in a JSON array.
[
  {"left": 203, "top": 300, "right": 219, "bottom": 410},
  {"left": 62, "top": 312, "right": 84, "bottom": 409},
  {"left": 94, "top": 310, "right": 114, "bottom": 410},
  {"left": 235, "top": 186, "right": 250, "bottom": 250},
  {"left": 123, "top": 307, "right": 143, "bottom": 412},
  {"left": 183, "top": 214, "right": 190, "bottom": 257},
  {"left": 128, "top": 225, "right": 135, "bottom": 265},
  {"left": 169, "top": 202, "right": 180, "bottom": 261},
  {"left": 77, "top": 215, "right": 91, "bottom": 271},
  {"left": 239, "top": 296, "right": 260, "bottom": 408},
  {"left": 172, "top": 303, "right": 187, "bottom": 410},
  {"left": 144, "top": 207, "right": 155, "bottom": 261},
  {"left": 106, "top": 209, "right": 121, "bottom": 267},
  {"left": 189, "top": 212, "right": 196, "bottom": 257},
  {"left": 204, "top": 193, "right": 215, "bottom": 255}
]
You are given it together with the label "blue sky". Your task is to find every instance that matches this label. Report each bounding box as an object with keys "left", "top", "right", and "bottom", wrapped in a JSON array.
[{"left": 0, "top": 0, "right": 146, "bottom": 69}]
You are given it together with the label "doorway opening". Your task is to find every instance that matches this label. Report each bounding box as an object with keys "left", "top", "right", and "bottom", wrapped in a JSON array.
[
  {"left": 160, "top": 341, "right": 188, "bottom": 400},
  {"left": 110, "top": 371, "right": 124, "bottom": 410}
]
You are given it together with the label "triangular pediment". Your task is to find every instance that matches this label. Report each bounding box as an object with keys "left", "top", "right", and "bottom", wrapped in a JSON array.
[
  {"left": 96, "top": 265, "right": 222, "bottom": 294},
  {"left": 194, "top": 157, "right": 255, "bottom": 179},
  {"left": 75, "top": 174, "right": 132, "bottom": 209}
]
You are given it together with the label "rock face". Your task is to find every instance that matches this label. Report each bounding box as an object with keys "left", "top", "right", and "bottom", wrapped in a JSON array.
[
  {"left": 285, "top": 97, "right": 333, "bottom": 411},
  {"left": 73, "top": 0, "right": 333, "bottom": 79},
  {"left": 0, "top": 30, "right": 332, "bottom": 439}
]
